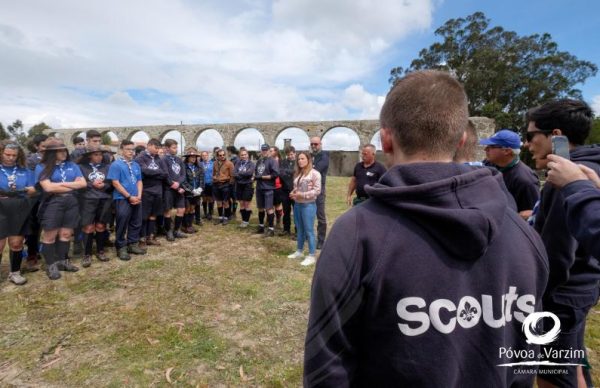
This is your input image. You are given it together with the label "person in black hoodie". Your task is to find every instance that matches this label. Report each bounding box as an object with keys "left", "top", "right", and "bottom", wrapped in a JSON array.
[
  {"left": 304, "top": 70, "right": 549, "bottom": 387},
  {"left": 254, "top": 144, "right": 279, "bottom": 237},
  {"left": 233, "top": 148, "right": 255, "bottom": 228},
  {"left": 77, "top": 146, "right": 114, "bottom": 266},
  {"left": 279, "top": 146, "right": 296, "bottom": 236},
  {"left": 135, "top": 138, "right": 169, "bottom": 247},
  {"left": 182, "top": 147, "right": 204, "bottom": 232},
  {"left": 525, "top": 99, "right": 600, "bottom": 387},
  {"left": 162, "top": 139, "right": 188, "bottom": 241}
]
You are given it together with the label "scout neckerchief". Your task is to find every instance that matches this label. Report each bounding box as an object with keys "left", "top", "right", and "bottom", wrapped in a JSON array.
[
  {"left": 0, "top": 164, "right": 18, "bottom": 190},
  {"left": 57, "top": 162, "right": 68, "bottom": 182},
  {"left": 167, "top": 154, "right": 181, "bottom": 175},
  {"left": 147, "top": 151, "right": 159, "bottom": 170},
  {"left": 88, "top": 162, "right": 105, "bottom": 183},
  {"left": 124, "top": 159, "right": 136, "bottom": 184}
]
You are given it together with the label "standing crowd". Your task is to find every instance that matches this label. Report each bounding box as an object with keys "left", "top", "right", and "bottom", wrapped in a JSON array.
[{"left": 0, "top": 131, "right": 338, "bottom": 286}]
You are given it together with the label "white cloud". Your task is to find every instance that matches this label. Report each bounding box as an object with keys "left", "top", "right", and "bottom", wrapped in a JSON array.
[
  {"left": 0, "top": 0, "right": 434, "bottom": 130},
  {"left": 592, "top": 95, "right": 600, "bottom": 116},
  {"left": 322, "top": 127, "right": 361, "bottom": 151}
]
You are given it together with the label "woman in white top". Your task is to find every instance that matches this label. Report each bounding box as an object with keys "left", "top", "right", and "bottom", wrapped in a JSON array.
[{"left": 287, "top": 151, "right": 321, "bottom": 266}]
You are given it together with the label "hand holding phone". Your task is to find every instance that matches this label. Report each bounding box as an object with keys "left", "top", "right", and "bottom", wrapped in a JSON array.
[{"left": 551, "top": 135, "right": 570, "bottom": 160}]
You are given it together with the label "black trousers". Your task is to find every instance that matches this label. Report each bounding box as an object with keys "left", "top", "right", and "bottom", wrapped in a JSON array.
[{"left": 281, "top": 188, "right": 294, "bottom": 232}]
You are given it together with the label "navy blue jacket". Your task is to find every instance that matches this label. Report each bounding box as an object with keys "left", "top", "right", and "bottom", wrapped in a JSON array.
[
  {"left": 312, "top": 150, "right": 329, "bottom": 192},
  {"left": 304, "top": 163, "right": 548, "bottom": 387},
  {"left": 534, "top": 145, "right": 600, "bottom": 298},
  {"left": 233, "top": 159, "right": 255, "bottom": 185},
  {"left": 562, "top": 179, "right": 600, "bottom": 258}
]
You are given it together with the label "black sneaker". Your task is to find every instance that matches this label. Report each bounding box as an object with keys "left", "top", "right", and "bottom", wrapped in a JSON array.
[
  {"left": 46, "top": 263, "right": 61, "bottom": 280},
  {"left": 82, "top": 255, "right": 92, "bottom": 268},
  {"left": 264, "top": 228, "right": 275, "bottom": 237},
  {"left": 56, "top": 260, "right": 79, "bottom": 272},
  {"left": 255, "top": 226, "right": 265, "bottom": 234}
]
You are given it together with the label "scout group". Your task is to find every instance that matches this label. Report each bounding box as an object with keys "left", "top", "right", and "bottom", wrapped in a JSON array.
[{"left": 0, "top": 132, "right": 337, "bottom": 285}]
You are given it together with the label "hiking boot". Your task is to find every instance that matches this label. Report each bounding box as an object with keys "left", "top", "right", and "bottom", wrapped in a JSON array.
[
  {"left": 278, "top": 230, "right": 291, "bottom": 237},
  {"left": 82, "top": 255, "right": 92, "bottom": 268},
  {"left": 139, "top": 240, "right": 147, "bottom": 249},
  {"left": 23, "top": 255, "right": 40, "bottom": 272},
  {"left": 300, "top": 255, "right": 316, "bottom": 266},
  {"left": 127, "top": 243, "right": 147, "bottom": 255},
  {"left": 183, "top": 226, "right": 196, "bottom": 234},
  {"left": 8, "top": 271, "right": 27, "bottom": 285},
  {"left": 46, "top": 263, "right": 61, "bottom": 280},
  {"left": 146, "top": 235, "right": 161, "bottom": 246},
  {"left": 117, "top": 247, "right": 131, "bottom": 261},
  {"left": 222, "top": 219, "right": 229, "bottom": 226},
  {"left": 56, "top": 259, "right": 79, "bottom": 272},
  {"left": 173, "top": 230, "right": 188, "bottom": 239},
  {"left": 166, "top": 230, "right": 175, "bottom": 242},
  {"left": 264, "top": 228, "right": 275, "bottom": 238},
  {"left": 96, "top": 251, "right": 109, "bottom": 262},
  {"left": 195, "top": 218, "right": 203, "bottom": 226},
  {"left": 255, "top": 226, "right": 265, "bottom": 234}
]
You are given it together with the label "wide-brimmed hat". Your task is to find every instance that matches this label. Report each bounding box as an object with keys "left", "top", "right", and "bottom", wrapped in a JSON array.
[
  {"left": 82, "top": 145, "right": 116, "bottom": 156},
  {"left": 183, "top": 147, "right": 201, "bottom": 157},
  {"left": 44, "top": 139, "right": 68, "bottom": 151}
]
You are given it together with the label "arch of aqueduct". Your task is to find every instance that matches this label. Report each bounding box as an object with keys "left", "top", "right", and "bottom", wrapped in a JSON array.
[{"left": 46, "top": 118, "right": 496, "bottom": 152}]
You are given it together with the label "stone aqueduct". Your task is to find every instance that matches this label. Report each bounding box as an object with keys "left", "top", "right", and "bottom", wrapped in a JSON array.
[{"left": 46, "top": 118, "right": 496, "bottom": 152}]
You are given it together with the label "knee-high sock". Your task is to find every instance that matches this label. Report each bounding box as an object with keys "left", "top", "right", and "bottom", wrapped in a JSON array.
[
  {"left": 258, "top": 211, "right": 265, "bottom": 226},
  {"left": 267, "top": 213, "right": 275, "bottom": 228},
  {"left": 41, "top": 243, "right": 57, "bottom": 265},
  {"left": 164, "top": 217, "right": 172, "bottom": 231},
  {"left": 225, "top": 207, "right": 231, "bottom": 218},
  {"left": 208, "top": 202, "right": 214, "bottom": 215},
  {"left": 10, "top": 250, "right": 23, "bottom": 272},
  {"left": 174, "top": 215, "right": 183, "bottom": 231},
  {"left": 95, "top": 232, "right": 106, "bottom": 253},
  {"left": 56, "top": 240, "right": 70, "bottom": 261},
  {"left": 83, "top": 232, "right": 94, "bottom": 255}
]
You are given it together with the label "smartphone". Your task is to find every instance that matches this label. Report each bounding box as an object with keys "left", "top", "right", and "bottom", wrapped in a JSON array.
[{"left": 551, "top": 135, "right": 570, "bottom": 160}]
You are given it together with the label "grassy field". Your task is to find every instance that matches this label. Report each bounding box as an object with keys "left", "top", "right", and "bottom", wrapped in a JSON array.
[{"left": 0, "top": 176, "right": 598, "bottom": 386}]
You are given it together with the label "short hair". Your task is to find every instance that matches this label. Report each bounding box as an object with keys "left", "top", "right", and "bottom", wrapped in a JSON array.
[
  {"left": 33, "top": 134, "right": 48, "bottom": 146},
  {"left": 73, "top": 136, "right": 84, "bottom": 145},
  {"left": 380, "top": 70, "right": 469, "bottom": 158},
  {"left": 284, "top": 145, "right": 296, "bottom": 154},
  {"left": 147, "top": 138, "right": 162, "bottom": 147},
  {"left": 362, "top": 144, "right": 376, "bottom": 151},
  {"left": 134, "top": 145, "right": 146, "bottom": 155},
  {"left": 226, "top": 145, "right": 238, "bottom": 154},
  {"left": 120, "top": 140, "right": 134, "bottom": 149},
  {"left": 239, "top": 147, "right": 247, "bottom": 152},
  {"left": 86, "top": 130, "right": 101, "bottom": 139},
  {"left": 453, "top": 121, "right": 478, "bottom": 163},
  {"left": 526, "top": 99, "right": 593, "bottom": 146},
  {"left": 164, "top": 139, "right": 178, "bottom": 148}
]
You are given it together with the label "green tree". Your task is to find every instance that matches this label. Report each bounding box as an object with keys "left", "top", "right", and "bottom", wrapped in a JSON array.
[
  {"left": 389, "top": 12, "right": 598, "bottom": 129},
  {"left": 28, "top": 122, "right": 51, "bottom": 138},
  {"left": 0, "top": 123, "right": 9, "bottom": 141},
  {"left": 101, "top": 133, "right": 112, "bottom": 145},
  {"left": 587, "top": 117, "right": 600, "bottom": 145}
]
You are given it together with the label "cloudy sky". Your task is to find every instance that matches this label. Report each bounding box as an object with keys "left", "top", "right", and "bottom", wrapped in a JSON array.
[{"left": 1, "top": 0, "right": 599, "bottom": 150}]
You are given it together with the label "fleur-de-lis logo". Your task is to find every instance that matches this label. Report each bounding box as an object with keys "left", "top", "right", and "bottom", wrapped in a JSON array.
[{"left": 459, "top": 302, "right": 478, "bottom": 322}]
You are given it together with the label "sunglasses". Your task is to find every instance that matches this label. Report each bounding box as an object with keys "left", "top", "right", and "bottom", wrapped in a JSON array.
[
  {"left": 524, "top": 130, "right": 552, "bottom": 143},
  {"left": 310, "top": 143, "right": 320, "bottom": 146}
]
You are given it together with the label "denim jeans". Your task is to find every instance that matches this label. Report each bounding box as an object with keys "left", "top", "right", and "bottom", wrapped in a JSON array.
[{"left": 294, "top": 202, "right": 317, "bottom": 255}]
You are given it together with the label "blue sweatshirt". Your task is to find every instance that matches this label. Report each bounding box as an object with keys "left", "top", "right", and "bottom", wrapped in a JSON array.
[
  {"left": 534, "top": 145, "right": 600, "bottom": 298},
  {"left": 304, "top": 163, "right": 548, "bottom": 387}
]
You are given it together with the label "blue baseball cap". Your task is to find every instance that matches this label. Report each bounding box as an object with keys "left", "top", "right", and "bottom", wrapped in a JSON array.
[
  {"left": 479, "top": 129, "right": 521, "bottom": 149},
  {"left": 260, "top": 144, "right": 270, "bottom": 151}
]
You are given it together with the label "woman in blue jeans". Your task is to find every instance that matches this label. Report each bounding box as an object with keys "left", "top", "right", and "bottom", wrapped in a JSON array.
[{"left": 287, "top": 151, "right": 321, "bottom": 266}]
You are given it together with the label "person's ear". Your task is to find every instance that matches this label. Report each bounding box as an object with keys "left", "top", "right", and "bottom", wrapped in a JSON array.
[
  {"left": 380, "top": 127, "right": 394, "bottom": 153},
  {"left": 552, "top": 129, "right": 563, "bottom": 136},
  {"left": 457, "top": 131, "right": 467, "bottom": 149}
]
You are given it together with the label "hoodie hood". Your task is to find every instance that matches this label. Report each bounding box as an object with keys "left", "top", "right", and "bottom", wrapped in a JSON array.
[
  {"left": 365, "top": 163, "right": 509, "bottom": 261},
  {"left": 571, "top": 144, "right": 600, "bottom": 164}
]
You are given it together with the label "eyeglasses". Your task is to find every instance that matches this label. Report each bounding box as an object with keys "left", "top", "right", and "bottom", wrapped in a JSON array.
[
  {"left": 310, "top": 143, "right": 320, "bottom": 146},
  {"left": 524, "top": 130, "right": 552, "bottom": 143}
]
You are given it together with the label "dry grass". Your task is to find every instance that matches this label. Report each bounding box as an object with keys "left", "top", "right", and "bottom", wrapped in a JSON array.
[{"left": 0, "top": 176, "right": 598, "bottom": 386}]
